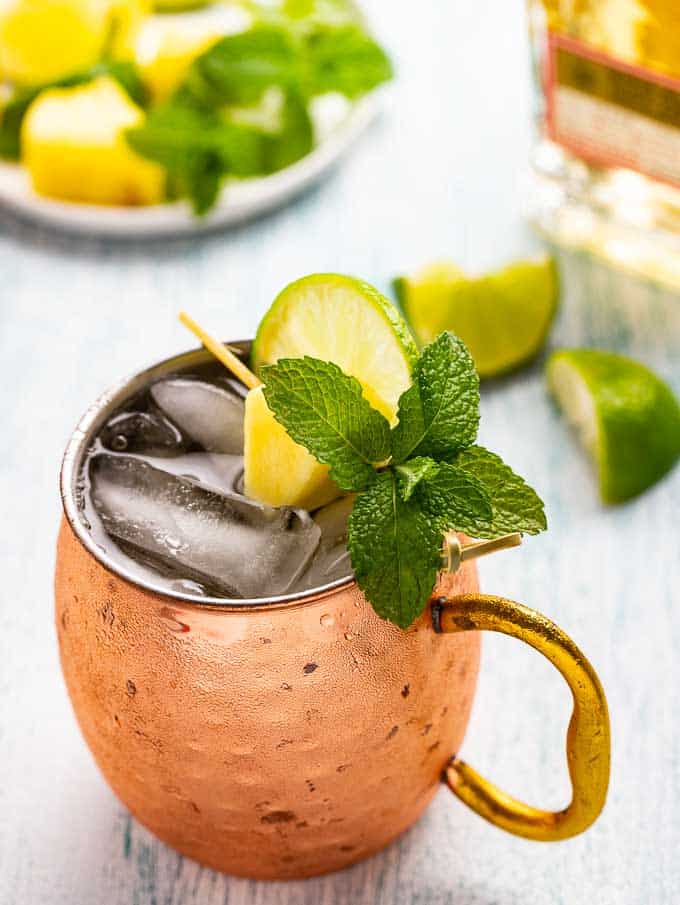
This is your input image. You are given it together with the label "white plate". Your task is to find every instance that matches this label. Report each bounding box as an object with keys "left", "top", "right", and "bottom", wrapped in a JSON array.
[{"left": 0, "top": 95, "right": 378, "bottom": 238}]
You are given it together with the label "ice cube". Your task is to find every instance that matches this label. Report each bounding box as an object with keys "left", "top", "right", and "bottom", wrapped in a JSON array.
[
  {"left": 141, "top": 452, "right": 243, "bottom": 496},
  {"left": 297, "top": 496, "right": 354, "bottom": 591},
  {"left": 89, "top": 454, "right": 321, "bottom": 598},
  {"left": 150, "top": 378, "right": 244, "bottom": 454},
  {"left": 101, "top": 410, "right": 185, "bottom": 457}
]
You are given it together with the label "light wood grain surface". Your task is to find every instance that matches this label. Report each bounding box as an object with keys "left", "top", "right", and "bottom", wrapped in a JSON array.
[{"left": 1, "top": 2, "right": 678, "bottom": 903}]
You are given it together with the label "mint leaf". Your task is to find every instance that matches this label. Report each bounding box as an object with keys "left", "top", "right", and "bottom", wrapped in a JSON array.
[
  {"left": 184, "top": 27, "right": 299, "bottom": 107},
  {"left": 127, "top": 107, "right": 223, "bottom": 215},
  {"left": 262, "top": 90, "right": 314, "bottom": 171},
  {"left": 391, "top": 332, "right": 480, "bottom": 463},
  {"left": 277, "top": 0, "right": 361, "bottom": 26},
  {"left": 387, "top": 383, "right": 423, "bottom": 462},
  {"left": 183, "top": 22, "right": 391, "bottom": 107},
  {"left": 128, "top": 95, "right": 313, "bottom": 215},
  {"left": 394, "top": 456, "right": 438, "bottom": 501},
  {"left": 455, "top": 446, "right": 547, "bottom": 537},
  {"left": 127, "top": 105, "right": 271, "bottom": 213},
  {"left": 127, "top": 105, "right": 268, "bottom": 174},
  {"left": 99, "top": 60, "right": 148, "bottom": 107},
  {"left": 261, "top": 357, "right": 391, "bottom": 491},
  {"left": 302, "top": 25, "right": 393, "bottom": 98},
  {"left": 181, "top": 157, "right": 221, "bottom": 217},
  {"left": 0, "top": 91, "right": 33, "bottom": 160},
  {"left": 348, "top": 471, "right": 441, "bottom": 629},
  {"left": 417, "top": 463, "right": 492, "bottom": 538}
]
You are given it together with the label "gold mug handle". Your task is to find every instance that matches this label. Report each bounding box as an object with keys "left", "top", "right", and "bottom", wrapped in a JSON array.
[{"left": 432, "top": 593, "right": 611, "bottom": 841}]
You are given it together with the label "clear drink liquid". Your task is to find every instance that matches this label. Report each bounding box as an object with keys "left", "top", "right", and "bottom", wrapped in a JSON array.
[{"left": 80, "top": 363, "right": 353, "bottom": 599}]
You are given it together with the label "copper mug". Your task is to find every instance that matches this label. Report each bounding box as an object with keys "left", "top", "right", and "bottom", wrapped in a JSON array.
[{"left": 55, "top": 344, "right": 611, "bottom": 880}]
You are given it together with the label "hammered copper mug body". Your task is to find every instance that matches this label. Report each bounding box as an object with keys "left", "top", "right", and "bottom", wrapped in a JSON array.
[{"left": 55, "top": 344, "right": 611, "bottom": 880}]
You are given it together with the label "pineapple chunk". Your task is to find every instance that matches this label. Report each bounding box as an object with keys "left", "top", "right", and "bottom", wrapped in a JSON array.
[
  {"left": 22, "top": 76, "right": 165, "bottom": 206},
  {"left": 244, "top": 386, "right": 340, "bottom": 511},
  {"left": 107, "top": 0, "right": 151, "bottom": 61},
  {"left": 0, "top": 1, "right": 149, "bottom": 84},
  {"left": 0, "top": 0, "right": 110, "bottom": 85},
  {"left": 136, "top": 25, "right": 218, "bottom": 102}
]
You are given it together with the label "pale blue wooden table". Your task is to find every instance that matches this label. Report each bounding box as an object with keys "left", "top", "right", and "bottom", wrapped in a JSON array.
[{"left": 1, "top": 2, "right": 679, "bottom": 903}]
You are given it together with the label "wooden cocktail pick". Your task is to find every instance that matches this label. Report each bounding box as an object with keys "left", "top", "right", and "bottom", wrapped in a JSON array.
[
  {"left": 441, "top": 532, "right": 522, "bottom": 573},
  {"left": 179, "top": 311, "right": 261, "bottom": 390}
]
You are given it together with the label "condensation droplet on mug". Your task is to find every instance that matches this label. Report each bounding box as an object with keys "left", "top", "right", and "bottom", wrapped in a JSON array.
[{"left": 320, "top": 613, "right": 334, "bottom": 628}]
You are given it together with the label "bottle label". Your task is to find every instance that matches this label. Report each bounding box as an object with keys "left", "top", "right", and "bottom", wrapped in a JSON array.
[{"left": 545, "top": 32, "right": 680, "bottom": 187}]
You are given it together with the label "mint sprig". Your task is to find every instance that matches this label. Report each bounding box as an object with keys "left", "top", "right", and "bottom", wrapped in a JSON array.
[
  {"left": 262, "top": 331, "right": 546, "bottom": 628},
  {"left": 126, "top": 20, "right": 392, "bottom": 214}
]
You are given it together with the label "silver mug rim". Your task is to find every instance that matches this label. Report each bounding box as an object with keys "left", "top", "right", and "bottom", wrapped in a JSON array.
[{"left": 59, "top": 340, "right": 356, "bottom": 610}]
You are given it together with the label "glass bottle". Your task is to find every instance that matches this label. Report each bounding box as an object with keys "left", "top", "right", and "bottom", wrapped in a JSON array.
[{"left": 526, "top": 0, "right": 680, "bottom": 288}]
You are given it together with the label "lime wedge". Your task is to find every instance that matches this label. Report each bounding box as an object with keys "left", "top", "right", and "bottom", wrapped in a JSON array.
[
  {"left": 547, "top": 348, "right": 680, "bottom": 503},
  {"left": 246, "top": 273, "right": 418, "bottom": 509},
  {"left": 253, "top": 273, "right": 418, "bottom": 418},
  {"left": 395, "top": 257, "right": 559, "bottom": 378}
]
